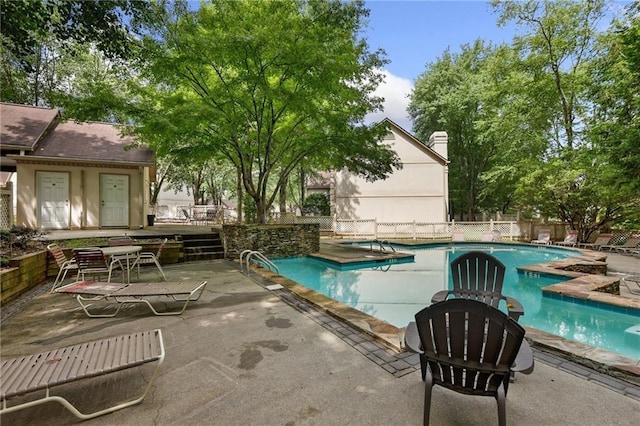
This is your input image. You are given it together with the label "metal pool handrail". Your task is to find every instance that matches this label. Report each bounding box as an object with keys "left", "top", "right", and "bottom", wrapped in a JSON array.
[
  {"left": 240, "top": 250, "right": 279, "bottom": 274},
  {"left": 370, "top": 239, "right": 396, "bottom": 253}
]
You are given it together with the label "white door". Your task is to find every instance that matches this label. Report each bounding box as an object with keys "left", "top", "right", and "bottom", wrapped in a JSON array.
[
  {"left": 38, "top": 172, "right": 70, "bottom": 229},
  {"left": 101, "top": 174, "right": 129, "bottom": 227}
]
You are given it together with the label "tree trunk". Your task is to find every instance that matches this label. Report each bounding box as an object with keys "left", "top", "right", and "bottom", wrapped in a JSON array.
[
  {"left": 279, "top": 176, "right": 288, "bottom": 214},
  {"left": 236, "top": 168, "right": 243, "bottom": 223}
]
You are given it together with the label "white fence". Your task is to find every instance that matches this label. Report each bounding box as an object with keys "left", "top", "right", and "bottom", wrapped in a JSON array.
[
  {"left": 0, "top": 183, "right": 13, "bottom": 230},
  {"left": 151, "top": 208, "right": 636, "bottom": 243},
  {"left": 270, "top": 215, "right": 523, "bottom": 240}
]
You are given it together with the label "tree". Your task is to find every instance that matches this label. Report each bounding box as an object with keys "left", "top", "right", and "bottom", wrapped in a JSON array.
[
  {"left": 130, "top": 0, "right": 400, "bottom": 224},
  {"left": 409, "top": 41, "right": 501, "bottom": 220},
  {"left": 588, "top": 1, "right": 640, "bottom": 192},
  {"left": 492, "top": 0, "right": 606, "bottom": 149},
  {"left": 489, "top": 0, "right": 636, "bottom": 239},
  {"left": 0, "top": 0, "right": 164, "bottom": 107}
]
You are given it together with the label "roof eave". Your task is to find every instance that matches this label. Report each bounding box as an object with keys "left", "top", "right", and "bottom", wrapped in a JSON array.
[
  {"left": 380, "top": 118, "right": 449, "bottom": 165},
  {"left": 8, "top": 154, "right": 154, "bottom": 168}
]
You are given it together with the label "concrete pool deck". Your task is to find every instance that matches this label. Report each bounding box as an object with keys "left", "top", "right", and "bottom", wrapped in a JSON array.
[{"left": 1, "top": 260, "right": 640, "bottom": 425}]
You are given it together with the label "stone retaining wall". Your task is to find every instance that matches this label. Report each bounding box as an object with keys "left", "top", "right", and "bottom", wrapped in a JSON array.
[
  {"left": 560, "top": 262, "right": 607, "bottom": 276},
  {"left": 223, "top": 224, "right": 320, "bottom": 259},
  {"left": 1, "top": 251, "right": 47, "bottom": 305}
]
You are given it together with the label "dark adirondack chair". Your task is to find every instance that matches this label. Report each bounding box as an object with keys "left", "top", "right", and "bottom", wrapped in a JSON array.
[
  {"left": 431, "top": 251, "right": 524, "bottom": 321},
  {"left": 404, "top": 299, "right": 534, "bottom": 426}
]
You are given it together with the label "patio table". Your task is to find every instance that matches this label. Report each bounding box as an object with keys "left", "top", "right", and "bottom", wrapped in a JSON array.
[{"left": 99, "top": 245, "right": 142, "bottom": 284}]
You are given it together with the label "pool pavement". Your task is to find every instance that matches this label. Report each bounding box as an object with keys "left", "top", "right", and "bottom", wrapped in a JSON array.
[{"left": 2, "top": 260, "right": 640, "bottom": 425}]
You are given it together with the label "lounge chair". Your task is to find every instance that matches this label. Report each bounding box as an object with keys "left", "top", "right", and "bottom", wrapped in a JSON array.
[
  {"left": 404, "top": 299, "right": 534, "bottom": 426},
  {"left": 0, "top": 329, "right": 164, "bottom": 420},
  {"left": 577, "top": 233, "right": 613, "bottom": 250},
  {"left": 602, "top": 237, "right": 640, "bottom": 254},
  {"left": 73, "top": 248, "right": 125, "bottom": 283},
  {"left": 47, "top": 243, "right": 79, "bottom": 292},
  {"left": 55, "top": 280, "right": 207, "bottom": 317},
  {"left": 554, "top": 230, "right": 578, "bottom": 247},
  {"left": 431, "top": 251, "right": 524, "bottom": 321},
  {"left": 623, "top": 276, "right": 640, "bottom": 295},
  {"left": 131, "top": 238, "right": 168, "bottom": 281},
  {"left": 531, "top": 229, "right": 551, "bottom": 245},
  {"left": 451, "top": 230, "right": 465, "bottom": 242}
]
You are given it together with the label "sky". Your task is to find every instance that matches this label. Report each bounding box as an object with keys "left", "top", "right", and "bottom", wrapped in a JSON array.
[
  {"left": 362, "top": 0, "right": 628, "bottom": 132},
  {"left": 362, "top": 0, "right": 519, "bottom": 131}
]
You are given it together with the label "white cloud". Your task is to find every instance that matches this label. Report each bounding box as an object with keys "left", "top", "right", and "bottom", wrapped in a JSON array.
[{"left": 365, "top": 69, "right": 414, "bottom": 132}]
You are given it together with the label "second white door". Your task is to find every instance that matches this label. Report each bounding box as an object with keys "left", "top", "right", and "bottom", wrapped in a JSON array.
[{"left": 100, "top": 174, "right": 129, "bottom": 227}]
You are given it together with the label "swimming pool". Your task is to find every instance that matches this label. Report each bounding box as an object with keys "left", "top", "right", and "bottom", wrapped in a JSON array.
[{"left": 272, "top": 243, "right": 640, "bottom": 360}]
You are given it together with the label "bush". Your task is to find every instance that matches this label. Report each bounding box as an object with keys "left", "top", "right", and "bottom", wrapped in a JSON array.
[
  {"left": 0, "top": 226, "right": 48, "bottom": 266},
  {"left": 302, "top": 194, "right": 330, "bottom": 216}
]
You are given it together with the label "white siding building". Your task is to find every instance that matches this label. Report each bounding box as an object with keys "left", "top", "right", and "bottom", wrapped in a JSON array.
[{"left": 331, "top": 118, "right": 449, "bottom": 223}]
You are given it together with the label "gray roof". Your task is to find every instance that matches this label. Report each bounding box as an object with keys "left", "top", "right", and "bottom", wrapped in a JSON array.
[
  {"left": 0, "top": 103, "right": 60, "bottom": 150},
  {"left": 32, "top": 120, "right": 154, "bottom": 165},
  {"left": 1, "top": 103, "right": 154, "bottom": 166}
]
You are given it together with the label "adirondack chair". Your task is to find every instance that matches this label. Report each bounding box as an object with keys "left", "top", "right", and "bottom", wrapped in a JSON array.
[
  {"left": 404, "top": 299, "right": 533, "bottom": 426},
  {"left": 431, "top": 251, "right": 524, "bottom": 321}
]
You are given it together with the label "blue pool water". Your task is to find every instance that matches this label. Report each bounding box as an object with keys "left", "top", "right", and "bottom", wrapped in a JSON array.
[{"left": 272, "top": 244, "right": 640, "bottom": 360}]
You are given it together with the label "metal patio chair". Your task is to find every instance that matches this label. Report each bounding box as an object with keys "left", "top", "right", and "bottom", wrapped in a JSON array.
[
  {"left": 73, "top": 248, "right": 124, "bottom": 283},
  {"left": 47, "top": 243, "right": 78, "bottom": 292},
  {"left": 130, "top": 238, "right": 168, "bottom": 281},
  {"left": 531, "top": 229, "right": 551, "bottom": 245},
  {"left": 554, "top": 230, "right": 578, "bottom": 247}
]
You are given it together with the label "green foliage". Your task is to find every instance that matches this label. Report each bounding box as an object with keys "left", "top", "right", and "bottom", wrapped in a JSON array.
[
  {"left": 410, "top": 40, "right": 531, "bottom": 219},
  {"left": 302, "top": 194, "right": 331, "bottom": 216},
  {"left": 243, "top": 196, "right": 258, "bottom": 224},
  {"left": 130, "top": 0, "right": 400, "bottom": 223},
  {"left": 412, "top": 0, "right": 638, "bottom": 235},
  {"left": 588, "top": 1, "right": 640, "bottom": 192},
  {"left": 0, "top": 0, "right": 165, "bottom": 107},
  {"left": 0, "top": 226, "right": 48, "bottom": 265}
]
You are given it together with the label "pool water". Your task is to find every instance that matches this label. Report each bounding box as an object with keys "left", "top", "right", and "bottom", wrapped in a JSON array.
[{"left": 272, "top": 244, "right": 640, "bottom": 360}]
